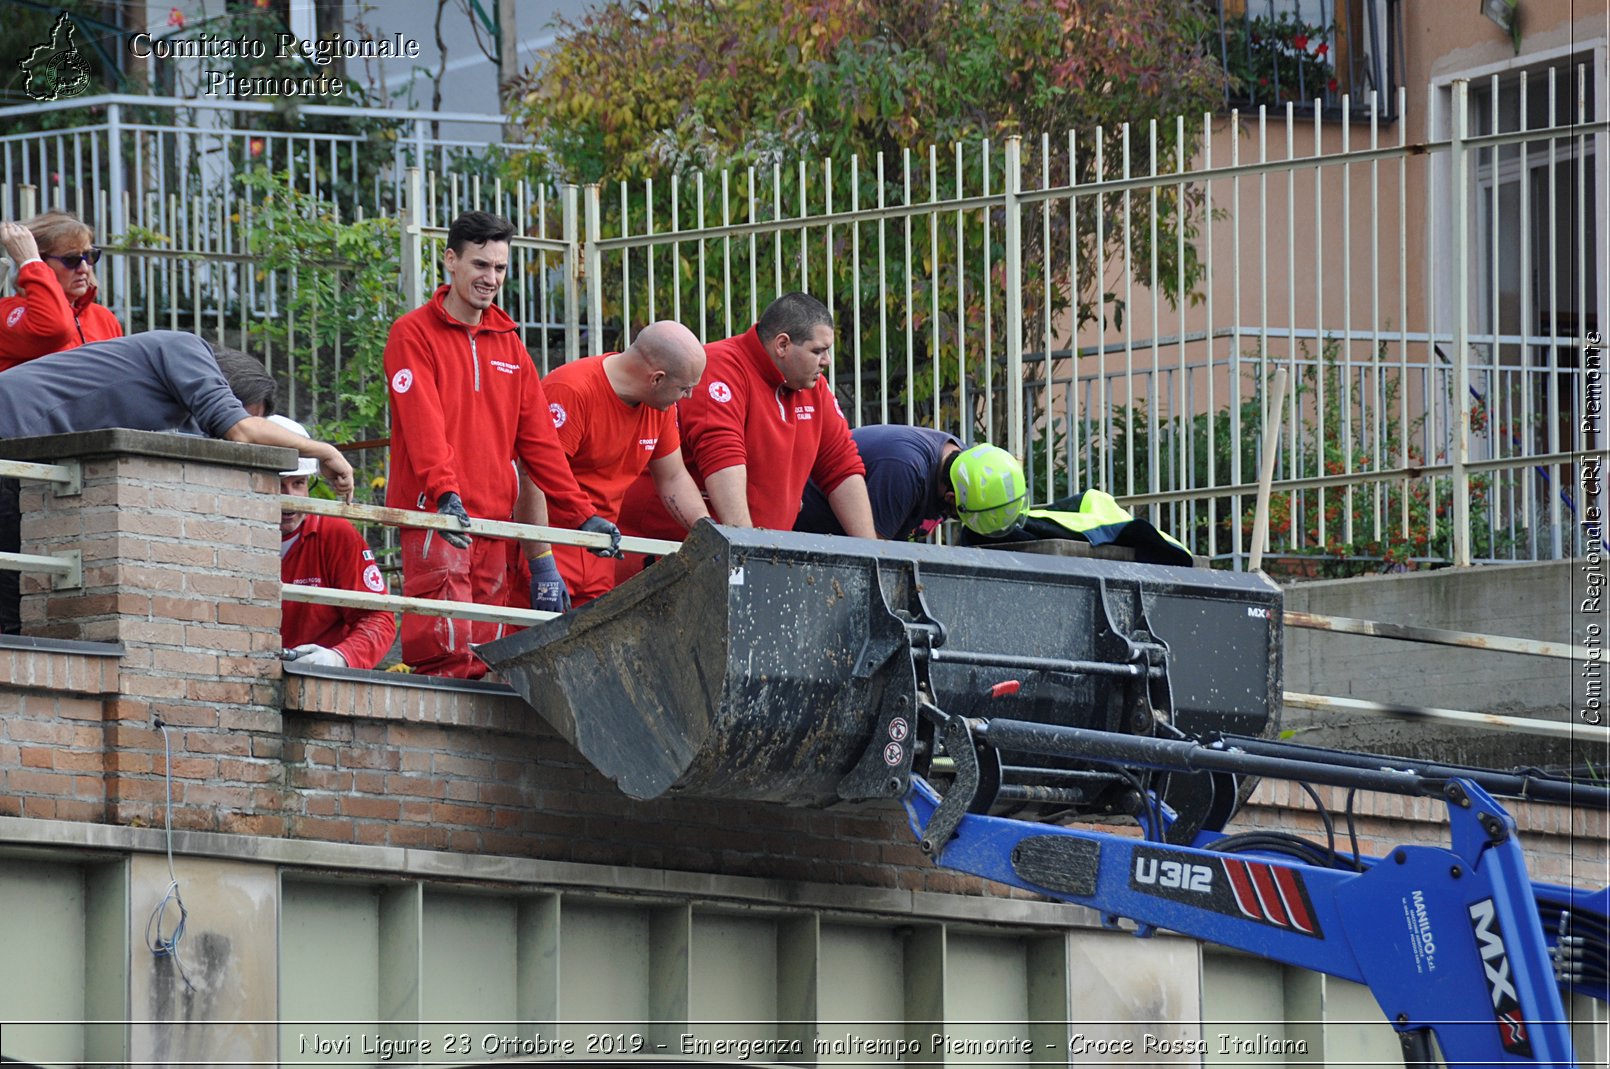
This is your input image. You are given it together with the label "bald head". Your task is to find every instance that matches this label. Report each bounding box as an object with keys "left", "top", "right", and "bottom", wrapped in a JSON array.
[{"left": 611, "top": 321, "right": 707, "bottom": 409}]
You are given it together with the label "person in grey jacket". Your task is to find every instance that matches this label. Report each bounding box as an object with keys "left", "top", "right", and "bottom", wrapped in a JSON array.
[{"left": 0, "top": 330, "right": 354, "bottom": 632}]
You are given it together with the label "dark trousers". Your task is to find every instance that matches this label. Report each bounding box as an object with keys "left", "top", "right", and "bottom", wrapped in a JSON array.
[{"left": 0, "top": 477, "right": 19, "bottom": 634}]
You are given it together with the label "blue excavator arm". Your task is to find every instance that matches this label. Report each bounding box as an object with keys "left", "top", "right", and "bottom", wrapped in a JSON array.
[{"left": 906, "top": 720, "right": 1606, "bottom": 1068}]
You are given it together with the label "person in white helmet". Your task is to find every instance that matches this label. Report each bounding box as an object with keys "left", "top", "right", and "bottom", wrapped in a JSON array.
[{"left": 273, "top": 415, "right": 396, "bottom": 670}]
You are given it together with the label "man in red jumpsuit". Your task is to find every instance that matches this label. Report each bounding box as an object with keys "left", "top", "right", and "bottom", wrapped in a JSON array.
[
  {"left": 619, "top": 292, "right": 876, "bottom": 560},
  {"left": 538, "top": 320, "right": 711, "bottom": 606},
  {"left": 272, "top": 415, "right": 397, "bottom": 670},
  {"left": 383, "top": 210, "right": 621, "bottom": 678}
]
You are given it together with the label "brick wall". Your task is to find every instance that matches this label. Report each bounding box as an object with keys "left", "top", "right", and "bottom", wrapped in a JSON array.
[
  {"left": 6, "top": 430, "right": 287, "bottom": 834},
  {"left": 280, "top": 672, "right": 960, "bottom": 891}
]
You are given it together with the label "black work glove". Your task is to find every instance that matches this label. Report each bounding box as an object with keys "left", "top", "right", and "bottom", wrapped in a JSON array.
[
  {"left": 528, "top": 552, "right": 571, "bottom": 614},
  {"left": 435, "top": 492, "right": 473, "bottom": 549},
  {"left": 579, "top": 514, "right": 623, "bottom": 558}
]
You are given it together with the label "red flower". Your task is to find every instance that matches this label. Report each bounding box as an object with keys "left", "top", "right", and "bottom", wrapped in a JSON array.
[
  {"left": 1327, "top": 78, "right": 1339, "bottom": 93},
  {"left": 1259, "top": 76, "right": 1270, "bottom": 86},
  {"left": 249, "top": 137, "right": 266, "bottom": 159},
  {"left": 167, "top": 6, "right": 185, "bottom": 27},
  {"left": 1292, "top": 33, "right": 1309, "bottom": 50},
  {"left": 1314, "top": 42, "right": 1330, "bottom": 58}
]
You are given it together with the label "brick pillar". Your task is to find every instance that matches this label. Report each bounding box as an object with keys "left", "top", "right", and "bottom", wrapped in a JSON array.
[{"left": 10, "top": 430, "right": 293, "bottom": 832}]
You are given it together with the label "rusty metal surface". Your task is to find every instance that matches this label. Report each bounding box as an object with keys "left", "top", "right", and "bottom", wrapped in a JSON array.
[{"left": 479, "top": 523, "right": 1284, "bottom": 809}]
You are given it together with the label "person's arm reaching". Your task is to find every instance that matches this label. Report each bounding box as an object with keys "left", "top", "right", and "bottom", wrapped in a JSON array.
[
  {"left": 703, "top": 465, "right": 753, "bottom": 527},
  {"left": 513, "top": 472, "right": 552, "bottom": 560},
  {"left": 809, "top": 385, "right": 872, "bottom": 537},
  {"left": 225, "top": 416, "right": 355, "bottom": 501},
  {"left": 648, "top": 451, "right": 711, "bottom": 531},
  {"left": 826, "top": 473, "right": 878, "bottom": 539},
  {"left": 676, "top": 362, "right": 751, "bottom": 524}
]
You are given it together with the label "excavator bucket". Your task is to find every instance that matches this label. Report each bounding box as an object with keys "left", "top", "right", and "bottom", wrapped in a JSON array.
[{"left": 479, "top": 523, "right": 1282, "bottom": 827}]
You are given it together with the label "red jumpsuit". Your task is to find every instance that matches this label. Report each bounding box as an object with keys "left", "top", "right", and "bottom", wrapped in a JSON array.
[
  {"left": 541, "top": 354, "right": 681, "bottom": 604},
  {"left": 383, "top": 286, "right": 593, "bottom": 678},
  {"left": 281, "top": 514, "right": 397, "bottom": 670},
  {"left": 620, "top": 325, "right": 864, "bottom": 540},
  {"left": 0, "top": 260, "right": 122, "bottom": 370}
]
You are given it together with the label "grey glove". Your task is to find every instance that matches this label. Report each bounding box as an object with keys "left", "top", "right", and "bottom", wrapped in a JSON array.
[
  {"left": 436, "top": 492, "right": 473, "bottom": 549},
  {"left": 579, "top": 514, "right": 623, "bottom": 558}
]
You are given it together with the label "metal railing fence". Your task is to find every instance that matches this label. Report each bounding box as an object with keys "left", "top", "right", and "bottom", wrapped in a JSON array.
[
  {"left": 3, "top": 80, "right": 1605, "bottom": 571},
  {"left": 0, "top": 458, "right": 82, "bottom": 591},
  {"left": 567, "top": 76, "right": 1606, "bottom": 569}
]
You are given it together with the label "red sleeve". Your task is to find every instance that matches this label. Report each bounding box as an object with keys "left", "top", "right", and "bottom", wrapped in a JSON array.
[
  {"left": 808, "top": 386, "right": 866, "bottom": 493},
  {"left": 542, "top": 374, "right": 584, "bottom": 457},
  {"left": 652, "top": 404, "right": 680, "bottom": 458},
  {"left": 515, "top": 362, "right": 594, "bottom": 528},
  {"left": 321, "top": 520, "right": 397, "bottom": 671},
  {"left": 383, "top": 317, "right": 460, "bottom": 506},
  {"left": 680, "top": 368, "right": 751, "bottom": 477},
  {"left": 0, "top": 261, "right": 82, "bottom": 368}
]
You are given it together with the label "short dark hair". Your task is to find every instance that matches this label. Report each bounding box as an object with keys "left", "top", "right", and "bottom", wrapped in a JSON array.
[
  {"left": 757, "top": 292, "right": 833, "bottom": 346},
  {"left": 447, "top": 210, "right": 516, "bottom": 255},
  {"left": 213, "top": 347, "right": 277, "bottom": 417}
]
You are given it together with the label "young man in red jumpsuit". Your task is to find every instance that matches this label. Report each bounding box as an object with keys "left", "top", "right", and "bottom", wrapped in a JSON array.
[
  {"left": 618, "top": 292, "right": 876, "bottom": 567},
  {"left": 272, "top": 415, "right": 397, "bottom": 670},
  {"left": 382, "top": 210, "right": 621, "bottom": 678},
  {"left": 537, "top": 320, "right": 711, "bottom": 607}
]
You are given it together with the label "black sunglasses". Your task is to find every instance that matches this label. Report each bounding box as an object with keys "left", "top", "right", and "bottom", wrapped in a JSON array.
[{"left": 46, "top": 247, "right": 102, "bottom": 270}]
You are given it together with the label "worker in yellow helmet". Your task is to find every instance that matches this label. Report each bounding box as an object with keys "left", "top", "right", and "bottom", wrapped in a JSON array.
[{"left": 948, "top": 443, "right": 1031, "bottom": 537}]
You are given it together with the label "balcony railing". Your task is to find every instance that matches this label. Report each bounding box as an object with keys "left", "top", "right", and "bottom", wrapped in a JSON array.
[{"left": 1215, "top": 0, "right": 1401, "bottom": 119}]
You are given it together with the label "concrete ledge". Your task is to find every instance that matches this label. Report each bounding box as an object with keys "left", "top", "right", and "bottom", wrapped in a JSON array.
[
  {"left": 0, "top": 427, "right": 296, "bottom": 473},
  {"left": 284, "top": 671, "right": 540, "bottom": 732},
  {"left": 0, "top": 634, "right": 123, "bottom": 657},
  {"left": 0, "top": 640, "right": 121, "bottom": 694},
  {"left": 0, "top": 814, "right": 1110, "bottom": 931}
]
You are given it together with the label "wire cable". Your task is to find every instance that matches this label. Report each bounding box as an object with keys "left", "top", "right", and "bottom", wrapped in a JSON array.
[
  {"left": 1207, "top": 830, "right": 1338, "bottom": 868},
  {"left": 144, "top": 718, "right": 195, "bottom": 992},
  {"left": 1343, "top": 787, "right": 1365, "bottom": 870},
  {"left": 1293, "top": 780, "right": 1338, "bottom": 866}
]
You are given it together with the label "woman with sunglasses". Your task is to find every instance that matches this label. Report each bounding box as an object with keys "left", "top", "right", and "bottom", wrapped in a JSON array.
[{"left": 0, "top": 212, "right": 123, "bottom": 372}]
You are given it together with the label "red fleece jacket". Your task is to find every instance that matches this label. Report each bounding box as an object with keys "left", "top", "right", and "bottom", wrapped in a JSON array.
[
  {"left": 0, "top": 260, "right": 123, "bottom": 371},
  {"left": 383, "top": 287, "right": 592, "bottom": 527},
  {"left": 622, "top": 325, "right": 864, "bottom": 537}
]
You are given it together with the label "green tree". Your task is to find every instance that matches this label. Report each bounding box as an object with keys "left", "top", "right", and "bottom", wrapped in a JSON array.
[
  {"left": 507, "top": 0, "right": 1224, "bottom": 432},
  {"left": 233, "top": 167, "right": 403, "bottom": 478}
]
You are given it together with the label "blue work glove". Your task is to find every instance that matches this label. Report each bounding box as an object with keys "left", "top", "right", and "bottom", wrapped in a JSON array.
[
  {"left": 529, "top": 552, "right": 571, "bottom": 614},
  {"left": 435, "top": 491, "right": 473, "bottom": 549},
  {"left": 579, "top": 514, "right": 623, "bottom": 558}
]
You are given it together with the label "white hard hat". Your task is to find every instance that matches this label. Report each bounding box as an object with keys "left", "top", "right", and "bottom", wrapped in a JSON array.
[{"left": 267, "top": 414, "right": 320, "bottom": 477}]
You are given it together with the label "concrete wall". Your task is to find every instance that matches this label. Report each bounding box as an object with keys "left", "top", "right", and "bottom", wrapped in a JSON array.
[{"left": 1279, "top": 561, "right": 1599, "bottom": 770}]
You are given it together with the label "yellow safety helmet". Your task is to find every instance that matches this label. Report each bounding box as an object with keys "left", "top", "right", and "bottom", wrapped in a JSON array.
[{"left": 949, "top": 444, "right": 1027, "bottom": 536}]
